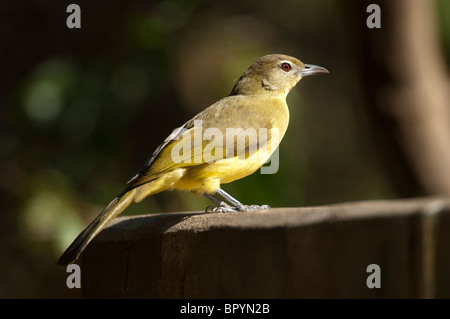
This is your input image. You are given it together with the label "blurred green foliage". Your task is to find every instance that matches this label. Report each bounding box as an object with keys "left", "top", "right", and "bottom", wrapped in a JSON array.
[{"left": 0, "top": 0, "right": 449, "bottom": 298}]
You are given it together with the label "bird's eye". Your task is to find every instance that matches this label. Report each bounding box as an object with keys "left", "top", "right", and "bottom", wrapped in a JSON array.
[{"left": 281, "top": 62, "right": 291, "bottom": 72}]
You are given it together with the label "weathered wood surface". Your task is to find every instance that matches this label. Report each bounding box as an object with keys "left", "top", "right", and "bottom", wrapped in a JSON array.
[{"left": 66, "top": 196, "right": 450, "bottom": 298}]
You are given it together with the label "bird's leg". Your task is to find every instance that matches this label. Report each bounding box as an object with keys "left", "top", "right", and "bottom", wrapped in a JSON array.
[
  {"left": 203, "top": 193, "right": 237, "bottom": 213},
  {"left": 215, "top": 188, "right": 270, "bottom": 212}
]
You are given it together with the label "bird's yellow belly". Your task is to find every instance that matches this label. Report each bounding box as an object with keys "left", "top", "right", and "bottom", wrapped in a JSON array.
[
  {"left": 213, "top": 147, "right": 273, "bottom": 183},
  {"left": 173, "top": 144, "right": 275, "bottom": 194},
  {"left": 170, "top": 98, "right": 290, "bottom": 195}
]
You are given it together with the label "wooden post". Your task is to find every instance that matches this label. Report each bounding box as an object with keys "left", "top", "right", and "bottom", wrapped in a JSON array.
[{"left": 64, "top": 197, "right": 450, "bottom": 298}]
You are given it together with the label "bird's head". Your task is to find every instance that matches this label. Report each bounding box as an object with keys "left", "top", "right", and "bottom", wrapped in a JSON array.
[{"left": 230, "top": 54, "right": 328, "bottom": 97}]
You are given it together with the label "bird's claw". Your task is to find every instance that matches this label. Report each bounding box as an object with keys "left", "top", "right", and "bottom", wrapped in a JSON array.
[
  {"left": 205, "top": 202, "right": 238, "bottom": 213},
  {"left": 238, "top": 204, "right": 271, "bottom": 212},
  {"left": 206, "top": 203, "right": 270, "bottom": 213}
]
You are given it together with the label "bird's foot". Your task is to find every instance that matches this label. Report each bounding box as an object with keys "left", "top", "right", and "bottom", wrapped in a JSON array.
[
  {"left": 205, "top": 202, "right": 238, "bottom": 213},
  {"left": 244, "top": 205, "right": 270, "bottom": 212},
  {"left": 237, "top": 204, "right": 271, "bottom": 212},
  {"left": 205, "top": 203, "right": 270, "bottom": 213}
]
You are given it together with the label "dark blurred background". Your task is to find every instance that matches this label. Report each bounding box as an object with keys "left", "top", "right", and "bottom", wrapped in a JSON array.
[{"left": 1, "top": 0, "right": 449, "bottom": 298}]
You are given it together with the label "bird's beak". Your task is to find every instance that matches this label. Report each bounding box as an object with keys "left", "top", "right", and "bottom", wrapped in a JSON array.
[{"left": 301, "top": 64, "right": 329, "bottom": 77}]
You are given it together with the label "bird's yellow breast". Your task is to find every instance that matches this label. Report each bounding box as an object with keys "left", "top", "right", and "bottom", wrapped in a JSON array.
[
  {"left": 173, "top": 145, "right": 275, "bottom": 194},
  {"left": 172, "top": 96, "right": 290, "bottom": 194}
]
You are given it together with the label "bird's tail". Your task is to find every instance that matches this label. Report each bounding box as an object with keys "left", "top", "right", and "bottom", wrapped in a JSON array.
[{"left": 57, "top": 188, "right": 136, "bottom": 266}]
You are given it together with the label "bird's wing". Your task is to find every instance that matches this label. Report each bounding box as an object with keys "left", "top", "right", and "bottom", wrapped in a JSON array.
[
  {"left": 126, "top": 121, "right": 191, "bottom": 187},
  {"left": 126, "top": 96, "right": 274, "bottom": 189}
]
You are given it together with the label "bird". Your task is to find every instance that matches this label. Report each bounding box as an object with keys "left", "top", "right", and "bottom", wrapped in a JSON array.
[{"left": 57, "top": 54, "right": 329, "bottom": 266}]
